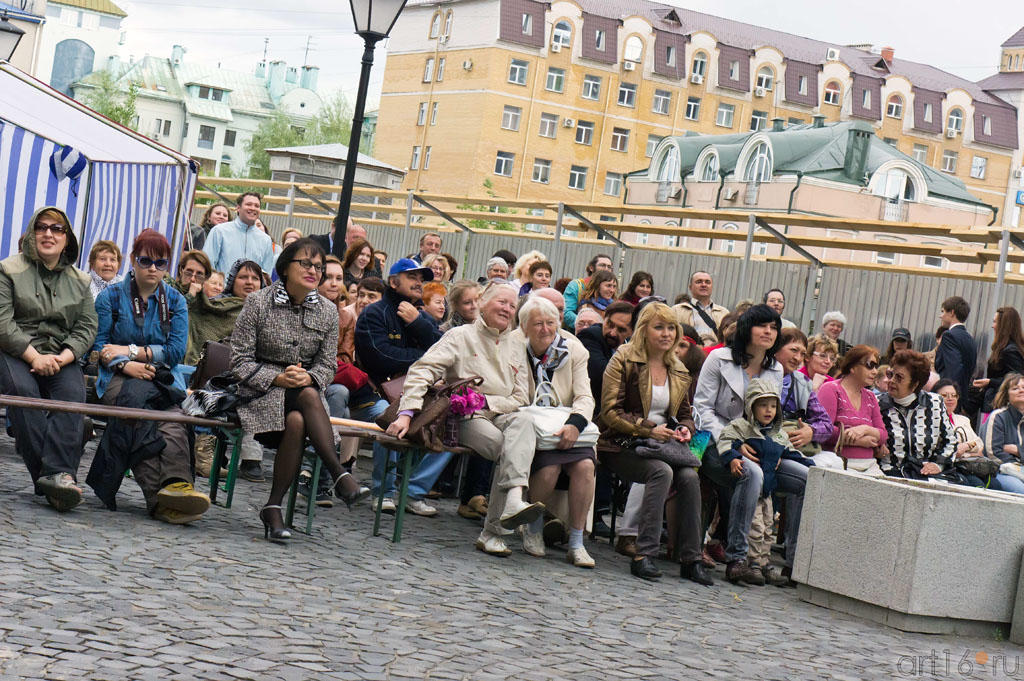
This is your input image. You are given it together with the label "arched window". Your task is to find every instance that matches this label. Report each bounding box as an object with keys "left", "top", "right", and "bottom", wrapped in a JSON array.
[
  {"left": 886, "top": 94, "right": 903, "bottom": 119},
  {"left": 743, "top": 142, "right": 772, "bottom": 183},
  {"left": 443, "top": 10, "right": 453, "bottom": 38},
  {"left": 624, "top": 36, "right": 644, "bottom": 63},
  {"left": 823, "top": 81, "right": 841, "bottom": 105},
  {"left": 552, "top": 20, "right": 572, "bottom": 47},
  {"left": 874, "top": 167, "right": 917, "bottom": 202},
  {"left": 656, "top": 145, "right": 680, "bottom": 182},
  {"left": 947, "top": 107, "right": 963, "bottom": 132},
  {"left": 698, "top": 152, "right": 719, "bottom": 182},
  {"left": 756, "top": 66, "right": 774, "bottom": 91},
  {"left": 722, "top": 223, "right": 739, "bottom": 253},
  {"left": 428, "top": 11, "right": 441, "bottom": 38},
  {"left": 691, "top": 51, "right": 708, "bottom": 79}
]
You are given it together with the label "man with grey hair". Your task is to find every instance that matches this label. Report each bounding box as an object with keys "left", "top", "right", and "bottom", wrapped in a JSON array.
[
  {"left": 820, "top": 310, "right": 851, "bottom": 358},
  {"left": 673, "top": 270, "right": 729, "bottom": 347}
]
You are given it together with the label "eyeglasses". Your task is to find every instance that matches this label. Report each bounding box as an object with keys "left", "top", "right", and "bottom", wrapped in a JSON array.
[
  {"left": 812, "top": 351, "right": 836, "bottom": 364},
  {"left": 180, "top": 269, "right": 206, "bottom": 281},
  {"left": 137, "top": 256, "right": 169, "bottom": 271},
  {"left": 291, "top": 259, "right": 324, "bottom": 273},
  {"left": 34, "top": 223, "right": 68, "bottom": 235},
  {"left": 863, "top": 361, "right": 879, "bottom": 370},
  {"left": 886, "top": 369, "right": 908, "bottom": 383}
]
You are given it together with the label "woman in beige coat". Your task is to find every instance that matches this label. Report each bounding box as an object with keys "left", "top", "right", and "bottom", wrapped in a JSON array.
[
  {"left": 387, "top": 282, "right": 540, "bottom": 556},
  {"left": 231, "top": 238, "right": 368, "bottom": 543}
]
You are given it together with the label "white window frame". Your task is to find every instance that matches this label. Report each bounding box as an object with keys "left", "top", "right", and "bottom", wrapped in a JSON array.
[
  {"left": 501, "top": 105, "right": 522, "bottom": 131},
  {"left": 744, "top": 141, "right": 772, "bottom": 183},
  {"left": 436, "top": 58, "right": 446, "bottom": 81},
  {"left": 594, "top": 29, "right": 605, "bottom": 52},
  {"left": 923, "top": 102, "right": 933, "bottom": 123},
  {"left": 417, "top": 102, "right": 428, "bottom": 126},
  {"left": 423, "top": 58, "right": 435, "bottom": 82},
  {"left": 552, "top": 20, "right": 572, "bottom": 47},
  {"left": 798, "top": 75, "right": 807, "bottom": 95},
  {"left": 970, "top": 155, "right": 987, "bottom": 179},
  {"left": 494, "top": 151, "right": 514, "bottom": 176},
  {"left": 568, "top": 165, "right": 587, "bottom": 190},
  {"left": 756, "top": 66, "right": 774, "bottom": 90},
  {"left": 538, "top": 112, "right": 558, "bottom": 138},
  {"left": 947, "top": 108, "right": 963, "bottom": 132},
  {"left": 575, "top": 121, "right": 594, "bottom": 145},
  {"left": 610, "top": 127, "right": 630, "bottom": 152},
  {"left": 862, "top": 89, "right": 871, "bottom": 109},
  {"left": 824, "top": 82, "right": 840, "bottom": 105},
  {"left": 692, "top": 52, "right": 708, "bottom": 77},
  {"left": 521, "top": 13, "right": 532, "bottom": 35},
  {"left": 617, "top": 83, "right": 637, "bottom": 108},
  {"left": 983, "top": 115, "right": 992, "bottom": 136},
  {"left": 685, "top": 96, "right": 700, "bottom": 121},
  {"left": 886, "top": 95, "right": 903, "bottom": 119},
  {"left": 749, "top": 110, "right": 768, "bottom": 132},
  {"left": 508, "top": 59, "right": 528, "bottom": 85},
  {"left": 652, "top": 89, "right": 671, "bottom": 115},
  {"left": 913, "top": 144, "right": 928, "bottom": 164},
  {"left": 716, "top": 103, "right": 735, "bottom": 128},
  {"left": 666, "top": 45, "right": 676, "bottom": 67},
  {"left": 729, "top": 60, "right": 739, "bottom": 80},
  {"left": 941, "top": 150, "right": 958, "bottom": 174},
  {"left": 656, "top": 145, "right": 680, "bottom": 182},
  {"left": 532, "top": 158, "right": 551, "bottom": 184},
  {"left": 430, "top": 102, "right": 438, "bottom": 125},
  {"left": 645, "top": 134, "right": 663, "bottom": 158},
  {"left": 411, "top": 146, "right": 421, "bottom": 170},
  {"left": 545, "top": 67, "right": 565, "bottom": 93},
  {"left": 423, "top": 146, "right": 432, "bottom": 169},
  {"left": 604, "top": 172, "right": 622, "bottom": 196},
  {"left": 582, "top": 75, "right": 601, "bottom": 100},
  {"left": 699, "top": 153, "right": 719, "bottom": 182}
]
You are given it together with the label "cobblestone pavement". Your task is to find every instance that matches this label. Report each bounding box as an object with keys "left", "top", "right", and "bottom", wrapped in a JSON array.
[{"left": 1, "top": 432, "right": 1021, "bottom": 681}]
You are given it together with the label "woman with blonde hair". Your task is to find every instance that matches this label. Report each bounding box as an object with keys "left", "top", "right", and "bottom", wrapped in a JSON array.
[
  {"left": 281, "top": 228, "right": 303, "bottom": 248},
  {"left": 802, "top": 334, "right": 838, "bottom": 390},
  {"left": 599, "top": 303, "right": 710, "bottom": 585},
  {"left": 422, "top": 253, "right": 452, "bottom": 286},
  {"left": 510, "top": 249, "right": 546, "bottom": 289}
]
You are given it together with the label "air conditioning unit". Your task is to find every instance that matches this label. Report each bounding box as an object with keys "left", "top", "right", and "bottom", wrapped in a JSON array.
[
  {"left": 690, "top": 73, "right": 703, "bottom": 85},
  {"left": 1013, "top": 167, "right": 1024, "bottom": 178},
  {"left": 946, "top": 128, "right": 958, "bottom": 138},
  {"left": 550, "top": 42, "right": 561, "bottom": 53},
  {"left": 826, "top": 47, "right": 841, "bottom": 62},
  {"left": 755, "top": 86, "right": 767, "bottom": 97},
  {"left": 562, "top": 117, "right": 576, "bottom": 128},
  {"left": 623, "top": 61, "right": 636, "bottom": 71},
  {"left": 462, "top": 59, "right": 473, "bottom": 71},
  {"left": 723, "top": 187, "right": 738, "bottom": 200}
]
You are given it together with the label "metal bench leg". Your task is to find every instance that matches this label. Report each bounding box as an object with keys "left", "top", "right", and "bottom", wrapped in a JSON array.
[
  {"left": 223, "top": 431, "right": 241, "bottom": 509},
  {"left": 209, "top": 434, "right": 226, "bottom": 505},
  {"left": 285, "top": 468, "right": 300, "bottom": 529},
  {"left": 305, "top": 455, "right": 321, "bottom": 535},
  {"left": 373, "top": 453, "right": 388, "bottom": 537}
]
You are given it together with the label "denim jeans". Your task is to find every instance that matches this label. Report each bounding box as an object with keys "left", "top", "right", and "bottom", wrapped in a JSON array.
[
  {"left": 700, "top": 446, "right": 807, "bottom": 567},
  {"left": 995, "top": 473, "right": 1024, "bottom": 494},
  {"left": 325, "top": 384, "right": 351, "bottom": 420},
  {"left": 350, "top": 398, "right": 452, "bottom": 501}
]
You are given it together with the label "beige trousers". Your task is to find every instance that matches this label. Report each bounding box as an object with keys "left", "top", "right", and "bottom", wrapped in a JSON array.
[
  {"left": 747, "top": 496, "right": 774, "bottom": 568},
  {"left": 459, "top": 412, "right": 537, "bottom": 535}
]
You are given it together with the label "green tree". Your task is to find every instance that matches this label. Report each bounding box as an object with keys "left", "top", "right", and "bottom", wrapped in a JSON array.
[
  {"left": 457, "top": 179, "right": 519, "bottom": 231},
  {"left": 245, "top": 111, "right": 305, "bottom": 179},
  {"left": 81, "top": 71, "right": 139, "bottom": 129},
  {"left": 304, "top": 92, "right": 352, "bottom": 146}
]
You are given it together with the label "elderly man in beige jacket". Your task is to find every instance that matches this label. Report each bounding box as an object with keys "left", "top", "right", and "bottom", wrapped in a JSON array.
[{"left": 387, "top": 282, "right": 542, "bottom": 556}]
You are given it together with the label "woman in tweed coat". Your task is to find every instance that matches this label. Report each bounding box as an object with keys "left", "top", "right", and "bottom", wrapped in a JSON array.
[{"left": 231, "top": 238, "right": 369, "bottom": 542}]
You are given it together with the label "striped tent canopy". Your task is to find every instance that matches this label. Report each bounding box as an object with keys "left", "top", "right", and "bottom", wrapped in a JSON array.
[{"left": 0, "top": 62, "right": 196, "bottom": 271}]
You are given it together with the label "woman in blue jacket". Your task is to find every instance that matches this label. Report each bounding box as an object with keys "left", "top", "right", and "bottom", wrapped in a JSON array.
[{"left": 93, "top": 229, "right": 210, "bottom": 524}]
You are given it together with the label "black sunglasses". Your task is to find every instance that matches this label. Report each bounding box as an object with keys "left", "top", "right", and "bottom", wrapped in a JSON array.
[
  {"left": 34, "top": 222, "right": 68, "bottom": 235},
  {"left": 137, "top": 256, "right": 169, "bottom": 271},
  {"left": 863, "top": 361, "right": 879, "bottom": 370}
]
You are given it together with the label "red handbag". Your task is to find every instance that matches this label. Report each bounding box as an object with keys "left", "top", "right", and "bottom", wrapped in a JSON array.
[{"left": 333, "top": 360, "right": 369, "bottom": 391}]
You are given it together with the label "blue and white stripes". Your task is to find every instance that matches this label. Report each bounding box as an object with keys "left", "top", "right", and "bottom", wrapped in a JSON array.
[{"left": 0, "top": 120, "right": 86, "bottom": 260}]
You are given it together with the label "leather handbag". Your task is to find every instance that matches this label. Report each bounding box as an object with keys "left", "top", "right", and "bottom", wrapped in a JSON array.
[
  {"left": 518, "top": 381, "right": 600, "bottom": 450},
  {"left": 375, "top": 376, "right": 483, "bottom": 452},
  {"left": 379, "top": 375, "right": 406, "bottom": 404},
  {"left": 191, "top": 340, "right": 233, "bottom": 390},
  {"left": 333, "top": 360, "right": 369, "bottom": 391},
  {"left": 953, "top": 425, "right": 1001, "bottom": 478}
]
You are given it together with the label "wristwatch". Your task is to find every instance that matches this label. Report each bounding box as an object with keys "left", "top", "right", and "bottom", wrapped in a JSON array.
[{"left": 128, "top": 344, "right": 139, "bottom": 360}]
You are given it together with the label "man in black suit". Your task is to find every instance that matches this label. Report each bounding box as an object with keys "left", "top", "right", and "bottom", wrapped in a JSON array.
[
  {"left": 934, "top": 295, "right": 977, "bottom": 398},
  {"left": 313, "top": 218, "right": 367, "bottom": 258}
]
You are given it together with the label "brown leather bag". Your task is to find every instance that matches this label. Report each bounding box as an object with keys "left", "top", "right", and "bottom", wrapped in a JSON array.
[
  {"left": 375, "top": 376, "right": 483, "bottom": 452},
  {"left": 191, "top": 341, "right": 233, "bottom": 390},
  {"left": 379, "top": 375, "right": 406, "bottom": 404}
]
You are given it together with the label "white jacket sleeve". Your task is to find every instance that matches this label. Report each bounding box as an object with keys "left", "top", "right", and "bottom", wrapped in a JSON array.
[{"left": 693, "top": 353, "right": 729, "bottom": 442}]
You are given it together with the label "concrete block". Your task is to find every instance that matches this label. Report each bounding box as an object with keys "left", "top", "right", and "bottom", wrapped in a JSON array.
[{"left": 794, "top": 467, "right": 1024, "bottom": 633}]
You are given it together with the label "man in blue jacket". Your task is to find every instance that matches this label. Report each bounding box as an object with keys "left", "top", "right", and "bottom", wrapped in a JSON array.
[
  {"left": 202, "top": 192, "right": 275, "bottom": 275},
  {"left": 354, "top": 259, "right": 447, "bottom": 516}
]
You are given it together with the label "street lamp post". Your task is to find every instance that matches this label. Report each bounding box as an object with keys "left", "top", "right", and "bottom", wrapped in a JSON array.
[
  {"left": 0, "top": 10, "right": 26, "bottom": 62},
  {"left": 332, "top": 0, "right": 408, "bottom": 260}
]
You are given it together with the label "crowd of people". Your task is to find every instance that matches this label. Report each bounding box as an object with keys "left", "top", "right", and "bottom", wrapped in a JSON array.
[{"left": 2, "top": 193, "right": 1022, "bottom": 587}]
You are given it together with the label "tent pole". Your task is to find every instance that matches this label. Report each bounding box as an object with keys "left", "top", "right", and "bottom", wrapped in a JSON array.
[{"left": 76, "top": 163, "right": 96, "bottom": 270}]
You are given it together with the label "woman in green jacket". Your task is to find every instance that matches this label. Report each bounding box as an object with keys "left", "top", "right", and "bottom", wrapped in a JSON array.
[{"left": 0, "top": 206, "right": 98, "bottom": 511}]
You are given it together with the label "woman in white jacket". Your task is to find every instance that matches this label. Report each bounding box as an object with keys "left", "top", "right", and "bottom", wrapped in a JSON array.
[{"left": 388, "top": 282, "right": 541, "bottom": 556}]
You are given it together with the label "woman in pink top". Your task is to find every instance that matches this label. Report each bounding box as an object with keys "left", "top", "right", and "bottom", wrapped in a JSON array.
[
  {"left": 817, "top": 345, "right": 887, "bottom": 476},
  {"left": 801, "top": 335, "right": 838, "bottom": 390}
]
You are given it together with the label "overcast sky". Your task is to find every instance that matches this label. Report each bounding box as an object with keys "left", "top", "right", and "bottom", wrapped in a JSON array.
[{"left": 116, "top": 0, "right": 1020, "bottom": 109}]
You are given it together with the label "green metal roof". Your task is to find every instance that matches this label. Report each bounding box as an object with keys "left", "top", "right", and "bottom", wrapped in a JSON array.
[
  {"left": 51, "top": 0, "right": 127, "bottom": 18},
  {"left": 634, "top": 120, "right": 988, "bottom": 208}
]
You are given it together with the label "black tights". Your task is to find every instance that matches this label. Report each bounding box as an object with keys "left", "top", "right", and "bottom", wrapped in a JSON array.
[{"left": 266, "top": 387, "right": 356, "bottom": 508}]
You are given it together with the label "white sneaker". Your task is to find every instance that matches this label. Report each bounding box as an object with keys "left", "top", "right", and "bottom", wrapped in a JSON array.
[
  {"left": 373, "top": 497, "right": 396, "bottom": 514},
  {"left": 475, "top": 530, "right": 511, "bottom": 556},
  {"left": 498, "top": 499, "right": 545, "bottom": 530},
  {"left": 566, "top": 546, "right": 596, "bottom": 569},
  {"left": 404, "top": 498, "right": 438, "bottom": 516},
  {"left": 522, "top": 526, "right": 546, "bottom": 557}
]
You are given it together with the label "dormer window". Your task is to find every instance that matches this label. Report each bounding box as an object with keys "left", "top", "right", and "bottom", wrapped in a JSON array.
[
  {"left": 743, "top": 141, "right": 772, "bottom": 183},
  {"left": 198, "top": 86, "right": 224, "bottom": 102}
]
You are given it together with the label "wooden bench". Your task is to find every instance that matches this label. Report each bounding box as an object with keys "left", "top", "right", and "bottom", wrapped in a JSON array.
[{"left": 0, "top": 394, "right": 244, "bottom": 505}]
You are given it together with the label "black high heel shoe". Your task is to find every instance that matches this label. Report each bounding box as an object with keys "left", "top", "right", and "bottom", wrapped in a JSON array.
[
  {"left": 260, "top": 505, "right": 291, "bottom": 543},
  {"left": 332, "top": 472, "right": 371, "bottom": 509}
]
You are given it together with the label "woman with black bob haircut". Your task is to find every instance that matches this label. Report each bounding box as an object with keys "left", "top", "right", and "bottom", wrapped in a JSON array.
[
  {"left": 231, "top": 237, "right": 369, "bottom": 543},
  {"left": 693, "top": 304, "right": 796, "bottom": 586}
]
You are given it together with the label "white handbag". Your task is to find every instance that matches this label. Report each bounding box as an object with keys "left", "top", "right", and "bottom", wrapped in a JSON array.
[{"left": 518, "top": 381, "right": 600, "bottom": 450}]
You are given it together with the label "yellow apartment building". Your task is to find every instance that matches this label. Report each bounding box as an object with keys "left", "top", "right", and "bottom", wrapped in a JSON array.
[{"left": 375, "top": 0, "right": 1024, "bottom": 236}]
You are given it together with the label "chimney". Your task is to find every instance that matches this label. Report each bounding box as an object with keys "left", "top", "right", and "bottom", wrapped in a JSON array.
[
  {"left": 843, "top": 125, "right": 872, "bottom": 183},
  {"left": 286, "top": 66, "right": 298, "bottom": 84},
  {"left": 881, "top": 46, "right": 894, "bottom": 66},
  {"left": 771, "top": 117, "right": 785, "bottom": 132},
  {"left": 812, "top": 114, "right": 826, "bottom": 128},
  {"left": 106, "top": 55, "right": 120, "bottom": 73},
  {"left": 254, "top": 60, "right": 266, "bottom": 79},
  {"left": 171, "top": 44, "right": 185, "bottom": 66},
  {"left": 267, "top": 60, "right": 286, "bottom": 100},
  {"left": 300, "top": 65, "right": 319, "bottom": 91}
]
